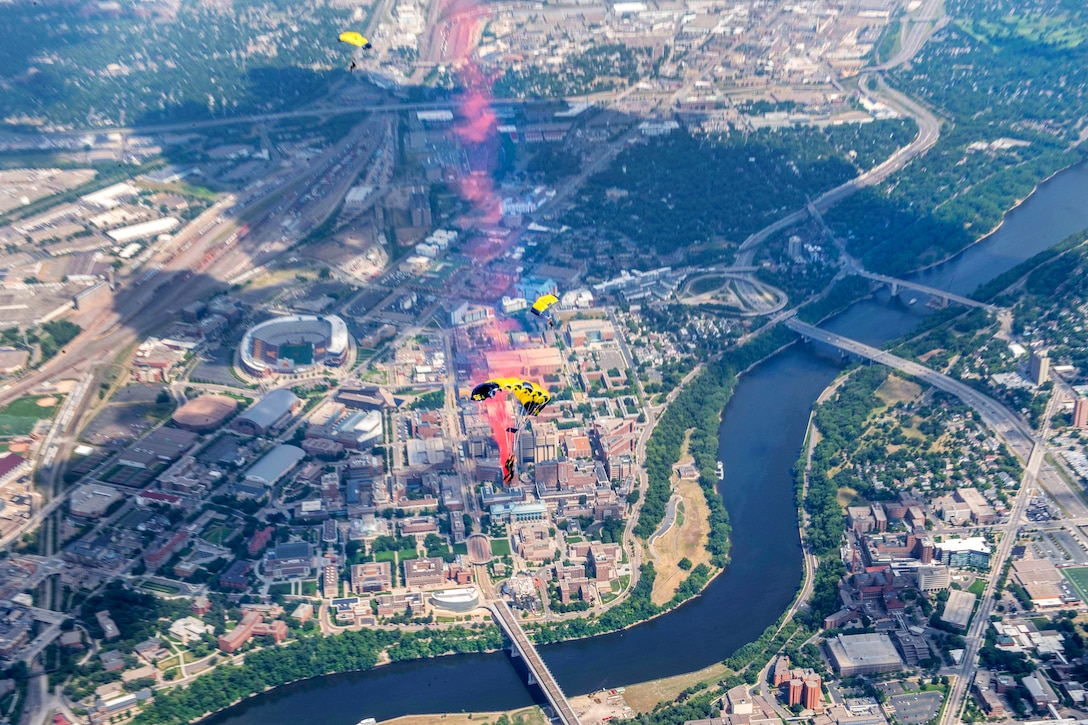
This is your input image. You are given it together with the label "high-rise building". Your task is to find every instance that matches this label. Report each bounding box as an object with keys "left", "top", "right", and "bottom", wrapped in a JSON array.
[
  {"left": 534, "top": 421, "right": 559, "bottom": 463},
  {"left": 1028, "top": 350, "right": 1050, "bottom": 386},
  {"left": 788, "top": 679, "right": 804, "bottom": 707},
  {"left": 773, "top": 656, "right": 791, "bottom": 686},
  {"left": 803, "top": 675, "right": 822, "bottom": 711},
  {"left": 788, "top": 235, "right": 803, "bottom": 261},
  {"left": 1074, "top": 396, "right": 1088, "bottom": 429}
]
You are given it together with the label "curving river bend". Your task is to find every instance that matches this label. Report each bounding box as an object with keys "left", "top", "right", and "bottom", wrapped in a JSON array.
[{"left": 204, "top": 160, "right": 1088, "bottom": 725}]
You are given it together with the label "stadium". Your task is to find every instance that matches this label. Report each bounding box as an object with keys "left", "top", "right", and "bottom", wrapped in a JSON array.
[{"left": 240, "top": 314, "right": 350, "bottom": 376}]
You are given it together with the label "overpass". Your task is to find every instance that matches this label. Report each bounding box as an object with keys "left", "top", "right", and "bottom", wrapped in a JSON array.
[
  {"left": 491, "top": 601, "right": 580, "bottom": 725},
  {"left": 855, "top": 271, "right": 1001, "bottom": 313},
  {"left": 784, "top": 318, "right": 1035, "bottom": 456}
]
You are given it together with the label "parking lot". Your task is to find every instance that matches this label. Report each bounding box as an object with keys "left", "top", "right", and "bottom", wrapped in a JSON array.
[
  {"left": 1051, "top": 529, "right": 1088, "bottom": 565},
  {"left": 888, "top": 691, "right": 943, "bottom": 725},
  {"left": 1032, "top": 529, "right": 1088, "bottom": 566}
]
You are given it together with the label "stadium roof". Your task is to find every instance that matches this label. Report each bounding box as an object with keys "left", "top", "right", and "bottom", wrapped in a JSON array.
[{"left": 237, "top": 389, "right": 300, "bottom": 432}]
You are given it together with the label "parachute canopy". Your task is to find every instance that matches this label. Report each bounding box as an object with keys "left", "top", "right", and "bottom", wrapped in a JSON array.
[
  {"left": 339, "top": 31, "right": 373, "bottom": 49},
  {"left": 471, "top": 377, "right": 551, "bottom": 418},
  {"left": 531, "top": 293, "right": 559, "bottom": 318}
]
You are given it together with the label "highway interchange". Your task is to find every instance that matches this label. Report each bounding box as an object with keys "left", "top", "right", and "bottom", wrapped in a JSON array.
[{"left": 2, "top": 0, "right": 1078, "bottom": 722}]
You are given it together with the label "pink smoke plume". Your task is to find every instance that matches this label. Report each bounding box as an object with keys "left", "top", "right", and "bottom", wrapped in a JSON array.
[
  {"left": 474, "top": 316, "right": 531, "bottom": 481},
  {"left": 444, "top": 0, "right": 515, "bottom": 462},
  {"left": 445, "top": 2, "right": 503, "bottom": 228},
  {"left": 483, "top": 399, "right": 514, "bottom": 467}
]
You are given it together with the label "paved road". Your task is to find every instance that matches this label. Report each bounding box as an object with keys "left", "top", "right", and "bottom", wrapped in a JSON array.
[
  {"left": 783, "top": 318, "right": 1072, "bottom": 725},
  {"left": 868, "top": 0, "right": 947, "bottom": 72},
  {"left": 735, "top": 58, "right": 941, "bottom": 269},
  {"left": 786, "top": 319, "right": 1036, "bottom": 456},
  {"left": 647, "top": 494, "right": 681, "bottom": 557}
]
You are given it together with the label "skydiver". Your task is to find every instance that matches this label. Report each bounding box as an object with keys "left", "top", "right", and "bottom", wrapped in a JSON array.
[{"left": 503, "top": 456, "right": 516, "bottom": 484}]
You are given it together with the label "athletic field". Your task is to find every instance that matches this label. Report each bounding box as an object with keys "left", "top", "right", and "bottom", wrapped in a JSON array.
[{"left": 1062, "top": 566, "right": 1088, "bottom": 602}]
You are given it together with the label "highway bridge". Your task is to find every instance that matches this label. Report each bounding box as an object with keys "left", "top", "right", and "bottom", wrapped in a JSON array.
[
  {"left": 855, "top": 271, "right": 1001, "bottom": 313},
  {"left": 784, "top": 318, "right": 1035, "bottom": 457},
  {"left": 491, "top": 601, "right": 580, "bottom": 725}
]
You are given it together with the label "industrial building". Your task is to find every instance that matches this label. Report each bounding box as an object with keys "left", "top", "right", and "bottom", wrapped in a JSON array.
[
  {"left": 117, "top": 427, "right": 199, "bottom": 469},
  {"left": 106, "top": 217, "right": 179, "bottom": 242},
  {"left": 1022, "top": 674, "right": 1059, "bottom": 707},
  {"left": 68, "top": 484, "right": 124, "bottom": 518}
]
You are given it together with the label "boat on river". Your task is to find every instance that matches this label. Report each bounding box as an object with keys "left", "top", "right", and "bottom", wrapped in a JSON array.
[{"left": 716, "top": 461, "right": 724, "bottom": 480}]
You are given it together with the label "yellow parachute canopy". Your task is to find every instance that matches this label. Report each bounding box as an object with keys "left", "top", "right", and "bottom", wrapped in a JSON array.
[
  {"left": 531, "top": 293, "right": 559, "bottom": 318},
  {"left": 339, "top": 31, "right": 372, "bottom": 48},
  {"left": 470, "top": 378, "right": 551, "bottom": 417}
]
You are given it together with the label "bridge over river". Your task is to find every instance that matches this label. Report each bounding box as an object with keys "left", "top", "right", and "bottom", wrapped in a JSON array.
[
  {"left": 491, "top": 600, "right": 580, "bottom": 725},
  {"left": 855, "top": 271, "right": 1003, "bottom": 313}
]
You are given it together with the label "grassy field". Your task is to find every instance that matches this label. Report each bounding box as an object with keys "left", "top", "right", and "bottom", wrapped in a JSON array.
[
  {"left": 1, "top": 396, "right": 60, "bottom": 417},
  {"left": 0, "top": 395, "right": 61, "bottom": 437},
  {"left": 651, "top": 431, "right": 713, "bottom": 605},
  {"left": 1063, "top": 567, "right": 1088, "bottom": 602},
  {"left": 141, "top": 581, "right": 180, "bottom": 594},
  {"left": 874, "top": 374, "right": 922, "bottom": 407},
  {"left": 202, "top": 525, "right": 235, "bottom": 546},
  {"left": 651, "top": 477, "right": 712, "bottom": 605},
  {"left": 490, "top": 539, "right": 512, "bottom": 556},
  {"left": 836, "top": 486, "right": 859, "bottom": 508},
  {"left": 621, "top": 661, "right": 732, "bottom": 713}
]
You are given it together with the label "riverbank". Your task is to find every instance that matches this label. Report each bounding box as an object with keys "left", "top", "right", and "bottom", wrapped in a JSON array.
[
  {"left": 621, "top": 661, "right": 731, "bottom": 712},
  {"left": 908, "top": 158, "right": 1083, "bottom": 277},
  {"left": 379, "top": 707, "right": 546, "bottom": 725}
]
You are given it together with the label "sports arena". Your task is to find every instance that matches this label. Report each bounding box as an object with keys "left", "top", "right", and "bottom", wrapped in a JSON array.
[{"left": 240, "top": 314, "right": 350, "bottom": 376}]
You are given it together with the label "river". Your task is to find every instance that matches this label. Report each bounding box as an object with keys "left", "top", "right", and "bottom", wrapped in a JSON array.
[{"left": 203, "top": 159, "right": 1088, "bottom": 725}]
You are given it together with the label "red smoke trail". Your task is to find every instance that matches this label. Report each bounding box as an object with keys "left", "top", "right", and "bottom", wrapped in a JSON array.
[
  {"left": 446, "top": 2, "right": 502, "bottom": 229},
  {"left": 484, "top": 399, "right": 514, "bottom": 466},
  {"left": 444, "top": 1, "right": 515, "bottom": 462}
]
